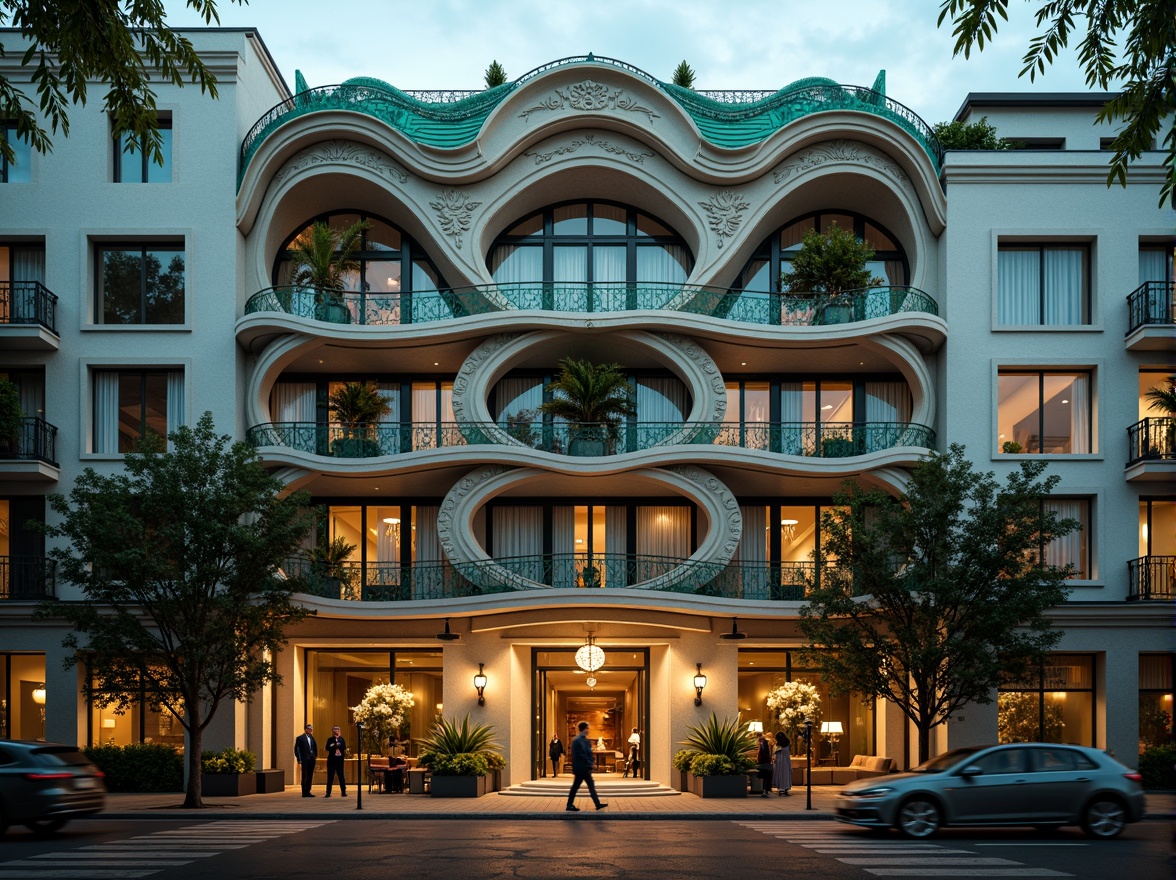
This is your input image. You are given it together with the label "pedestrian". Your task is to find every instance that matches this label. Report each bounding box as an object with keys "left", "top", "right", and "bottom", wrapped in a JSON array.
[
  {"left": 772, "top": 730, "right": 792, "bottom": 796},
  {"left": 294, "top": 723, "right": 318, "bottom": 797},
  {"left": 549, "top": 733, "right": 565, "bottom": 777},
  {"left": 756, "top": 730, "right": 773, "bottom": 797},
  {"left": 324, "top": 725, "right": 347, "bottom": 797},
  {"left": 565, "top": 720, "right": 608, "bottom": 812},
  {"left": 622, "top": 727, "right": 640, "bottom": 777}
]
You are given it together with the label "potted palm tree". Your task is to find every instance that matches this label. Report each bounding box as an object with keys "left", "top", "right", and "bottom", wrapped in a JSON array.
[
  {"left": 780, "top": 224, "right": 884, "bottom": 324},
  {"left": 286, "top": 219, "right": 369, "bottom": 324},
  {"left": 539, "top": 358, "right": 635, "bottom": 456},
  {"left": 304, "top": 535, "right": 358, "bottom": 598},
  {"left": 679, "top": 713, "right": 756, "bottom": 798},
  {"left": 417, "top": 714, "right": 504, "bottom": 798},
  {"left": 329, "top": 381, "right": 392, "bottom": 457},
  {"left": 1144, "top": 374, "right": 1176, "bottom": 457}
]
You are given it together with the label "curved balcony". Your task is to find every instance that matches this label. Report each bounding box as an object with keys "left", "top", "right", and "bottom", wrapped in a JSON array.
[
  {"left": 1127, "top": 556, "right": 1174, "bottom": 601},
  {"left": 242, "top": 283, "right": 937, "bottom": 329},
  {"left": 0, "top": 555, "right": 56, "bottom": 600},
  {"left": 246, "top": 420, "right": 935, "bottom": 459}
]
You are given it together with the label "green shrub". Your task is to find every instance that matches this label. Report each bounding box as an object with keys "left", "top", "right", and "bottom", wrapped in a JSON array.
[
  {"left": 689, "top": 753, "right": 739, "bottom": 776},
  {"left": 430, "top": 752, "right": 490, "bottom": 777},
  {"left": 416, "top": 714, "right": 503, "bottom": 776},
  {"left": 672, "top": 749, "right": 696, "bottom": 772},
  {"left": 84, "top": 743, "right": 183, "bottom": 792},
  {"left": 1138, "top": 743, "right": 1176, "bottom": 790},
  {"left": 678, "top": 712, "right": 757, "bottom": 775},
  {"left": 200, "top": 747, "right": 256, "bottom": 775}
]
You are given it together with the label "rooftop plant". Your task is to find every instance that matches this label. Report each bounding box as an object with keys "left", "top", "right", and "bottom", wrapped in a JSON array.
[{"left": 780, "top": 223, "right": 885, "bottom": 296}]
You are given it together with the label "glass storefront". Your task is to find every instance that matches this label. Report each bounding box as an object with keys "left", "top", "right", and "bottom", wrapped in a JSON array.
[
  {"left": 998, "top": 654, "right": 1096, "bottom": 745},
  {"left": 1139, "top": 653, "right": 1174, "bottom": 753},
  {"left": 0, "top": 652, "right": 46, "bottom": 740}
]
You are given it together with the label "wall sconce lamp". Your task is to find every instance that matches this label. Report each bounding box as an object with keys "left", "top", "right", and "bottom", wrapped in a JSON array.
[
  {"left": 693, "top": 663, "right": 707, "bottom": 706},
  {"left": 474, "top": 663, "right": 487, "bottom": 706}
]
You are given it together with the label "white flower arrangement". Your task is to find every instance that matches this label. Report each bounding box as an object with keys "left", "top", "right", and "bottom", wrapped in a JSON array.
[
  {"left": 765, "top": 680, "right": 822, "bottom": 735},
  {"left": 350, "top": 682, "right": 415, "bottom": 749}
]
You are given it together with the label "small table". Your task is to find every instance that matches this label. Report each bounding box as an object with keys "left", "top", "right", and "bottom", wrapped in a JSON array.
[{"left": 408, "top": 767, "right": 431, "bottom": 794}]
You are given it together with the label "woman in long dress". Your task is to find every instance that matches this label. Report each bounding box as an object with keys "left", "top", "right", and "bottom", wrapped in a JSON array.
[{"left": 771, "top": 731, "right": 792, "bottom": 796}]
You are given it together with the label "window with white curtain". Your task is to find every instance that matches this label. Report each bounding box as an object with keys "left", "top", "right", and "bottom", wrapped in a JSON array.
[
  {"left": 1138, "top": 246, "right": 1173, "bottom": 285},
  {"left": 998, "top": 244, "right": 1090, "bottom": 326},
  {"left": 93, "top": 369, "right": 183, "bottom": 453},
  {"left": 997, "top": 370, "right": 1092, "bottom": 454},
  {"left": 1043, "top": 498, "right": 1090, "bottom": 579},
  {"left": 636, "top": 506, "right": 690, "bottom": 559}
]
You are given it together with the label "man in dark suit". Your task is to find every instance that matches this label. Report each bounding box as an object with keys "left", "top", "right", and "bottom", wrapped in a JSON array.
[
  {"left": 324, "top": 725, "right": 347, "bottom": 797},
  {"left": 294, "top": 723, "right": 318, "bottom": 797},
  {"left": 565, "top": 720, "right": 607, "bottom": 812}
]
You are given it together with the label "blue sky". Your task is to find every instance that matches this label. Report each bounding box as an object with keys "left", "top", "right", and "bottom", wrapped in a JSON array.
[{"left": 168, "top": 0, "right": 1100, "bottom": 124}]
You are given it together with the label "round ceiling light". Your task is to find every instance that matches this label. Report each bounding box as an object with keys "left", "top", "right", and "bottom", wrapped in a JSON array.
[{"left": 575, "top": 636, "right": 606, "bottom": 672}]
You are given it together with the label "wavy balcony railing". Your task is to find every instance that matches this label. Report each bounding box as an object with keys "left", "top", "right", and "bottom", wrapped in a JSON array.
[
  {"left": 0, "top": 281, "right": 57, "bottom": 333},
  {"left": 246, "top": 420, "right": 934, "bottom": 459},
  {"left": 242, "top": 282, "right": 937, "bottom": 328},
  {"left": 1127, "top": 417, "right": 1175, "bottom": 465},
  {"left": 1127, "top": 281, "right": 1175, "bottom": 334},
  {"left": 0, "top": 555, "right": 56, "bottom": 600},
  {"left": 0, "top": 417, "right": 58, "bottom": 465},
  {"left": 1127, "top": 556, "right": 1174, "bottom": 601}
]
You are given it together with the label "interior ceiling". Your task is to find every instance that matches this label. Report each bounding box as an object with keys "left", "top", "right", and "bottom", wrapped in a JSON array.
[{"left": 547, "top": 667, "right": 637, "bottom": 696}]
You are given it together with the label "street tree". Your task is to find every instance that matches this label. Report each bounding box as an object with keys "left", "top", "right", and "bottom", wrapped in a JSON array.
[
  {"left": 799, "top": 444, "right": 1078, "bottom": 763},
  {"left": 937, "top": 0, "right": 1175, "bottom": 207},
  {"left": 933, "top": 116, "right": 1018, "bottom": 150},
  {"left": 0, "top": 0, "right": 247, "bottom": 171},
  {"left": 39, "top": 412, "right": 315, "bottom": 807}
]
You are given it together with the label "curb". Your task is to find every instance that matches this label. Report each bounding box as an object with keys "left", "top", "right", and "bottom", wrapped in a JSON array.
[{"left": 96, "top": 811, "right": 840, "bottom": 821}]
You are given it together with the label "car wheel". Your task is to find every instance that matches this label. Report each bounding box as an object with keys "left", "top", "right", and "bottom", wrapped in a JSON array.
[
  {"left": 897, "top": 797, "right": 941, "bottom": 839},
  {"left": 25, "top": 817, "right": 68, "bottom": 835},
  {"left": 1081, "top": 798, "right": 1127, "bottom": 840}
]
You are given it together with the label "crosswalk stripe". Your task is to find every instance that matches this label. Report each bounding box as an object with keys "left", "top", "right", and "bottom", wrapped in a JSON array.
[
  {"left": 864, "top": 870, "right": 1070, "bottom": 877},
  {"left": 0, "top": 869, "right": 158, "bottom": 878},
  {"left": 841, "top": 858, "right": 1024, "bottom": 866}
]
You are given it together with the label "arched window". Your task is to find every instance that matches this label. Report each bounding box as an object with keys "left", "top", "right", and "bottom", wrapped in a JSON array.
[
  {"left": 488, "top": 201, "right": 693, "bottom": 306},
  {"left": 738, "top": 211, "right": 908, "bottom": 292}
]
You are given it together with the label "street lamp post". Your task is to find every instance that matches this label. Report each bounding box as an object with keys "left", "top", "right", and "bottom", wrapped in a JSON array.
[
  {"left": 355, "top": 721, "right": 364, "bottom": 811},
  {"left": 803, "top": 717, "right": 813, "bottom": 811}
]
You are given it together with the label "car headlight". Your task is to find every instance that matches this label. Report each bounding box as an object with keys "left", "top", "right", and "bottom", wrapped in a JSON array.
[{"left": 849, "top": 786, "right": 894, "bottom": 799}]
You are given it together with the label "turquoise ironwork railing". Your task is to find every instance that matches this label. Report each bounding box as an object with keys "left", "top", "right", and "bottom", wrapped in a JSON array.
[
  {"left": 243, "top": 282, "right": 937, "bottom": 327},
  {"left": 239, "top": 58, "right": 942, "bottom": 183},
  {"left": 247, "top": 420, "right": 934, "bottom": 458}
]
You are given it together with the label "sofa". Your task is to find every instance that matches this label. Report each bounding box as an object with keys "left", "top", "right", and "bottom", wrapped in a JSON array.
[{"left": 808, "top": 755, "right": 895, "bottom": 786}]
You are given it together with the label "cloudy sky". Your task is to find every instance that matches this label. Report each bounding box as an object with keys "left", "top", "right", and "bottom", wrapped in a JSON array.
[{"left": 167, "top": 0, "right": 1102, "bottom": 124}]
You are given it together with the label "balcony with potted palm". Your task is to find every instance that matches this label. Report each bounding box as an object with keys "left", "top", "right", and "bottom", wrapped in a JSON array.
[{"left": 1127, "top": 375, "right": 1176, "bottom": 482}]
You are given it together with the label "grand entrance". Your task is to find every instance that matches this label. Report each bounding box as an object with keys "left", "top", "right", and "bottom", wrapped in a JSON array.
[{"left": 532, "top": 647, "right": 649, "bottom": 780}]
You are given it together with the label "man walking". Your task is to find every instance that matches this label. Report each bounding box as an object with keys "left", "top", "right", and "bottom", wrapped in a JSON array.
[
  {"left": 565, "top": 720, "right": 608, "bottom": 812},
  {"left": 324, "top": 725, "right": 347, "bottom": 797},
  {"left": 295, "top": 723, "right": 318, "bottom": 797}
]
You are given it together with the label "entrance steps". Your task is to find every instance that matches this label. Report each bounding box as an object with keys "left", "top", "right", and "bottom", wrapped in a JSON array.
[{"left": 500, "top": 777, "right": 680, "bottom": 798}]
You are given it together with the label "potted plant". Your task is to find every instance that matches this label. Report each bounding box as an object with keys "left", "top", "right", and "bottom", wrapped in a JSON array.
[
  {"left": 678, "top": 712, "right": 756, "bottom": 798},
  {"left": 286, "top": 219, "right": 369, "bottom": 324},
  {"left": 780, "top": 224, "right": 884, "bottom": 324},
  {"left": 350, "top": 682, "right": 416, "bottom": 756},
  {"left": 0, "top": 378, "right": 23, "bottom": 456},
  {"left": 1001, "top": 440, "right": 1024, "bottom": 454},
  {"left": 200, "top": 747, "right": 257, "bottom": 797},
  {"left": 672, "top": 749, "right": 695, "bottom": 792},
  {"left": 417, "top": 714, "right": 503, "bottom": 798},
  {"left": 1144, "top": 374, "right": 1176, "bottom": 457},
  {"left": 303, "top": 535, "right": 358, "bottom": 598},
  {"left": 329, "top": 380, "right": 392, "bottom": 457},
  {"left": 539, "top": 358, "right": 635, "bottom": 456}
]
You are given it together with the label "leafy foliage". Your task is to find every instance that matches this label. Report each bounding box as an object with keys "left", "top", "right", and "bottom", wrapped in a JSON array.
[
  {"left": 484, "top": 60, "right": 508, "bottom": 88},
  {"left": 1144, "top": 375, "right": 1176, "bottom": 415},
  {"left": 430, "top": 752, "right": 491, "bottom": 777},
  {"left": 780, "top": 224, "right": 884, "bottom": 296},
  {"left": 937, "top": 0, "right": 1176, "bottom": 207},
  {"left": 350, "top": 682, "right": 415, "bottom": 753},
  {"left": 329, "top": 380, "right": 393, "bottom": 435},
  {"left": 0, "top": 0, "right": 246, "bottom": 170},
  {"left": 84, "top": 743, "right": 183, "bottom": 792},
  {"left": 766, "top": 680, "right": 822, "bottom": 737},
  {"left": 417, "top": 714, "right": 503, "bottom": 776},
  {"left": 997, "top": 690, "right": 1064, "bottom": 742},
  {"left": 799, "top": 444, "right": 1078, "bottom": 762},
  {"left": 539, "top": 358, "right": 636, "bottom": 426},
  {"left": 0, "top": 377, "right": 22, "bottom": 440},
  {"left": 200, "top": 747, "right": 256, "bottom": 775},
  {"left": 671, "top": 60, "right": 697, "bottom": 89},
  {"left": 933, "top": 116, "right": 1017, "bottom": 149},
  {"left": 679, "top": 712, "right": 757, "bottom": 774},
  {"left": 1138, "top": 743, "right": 1176, "bottom": 789},
  {"left": 286, "top": 219, "right": 369, "bottom": 294},
  {"left": 672, "top": 748, "right": 697, "bottom": 772},
  {"left": 39, "top": 412, "right": 315, "bottom": 806}
]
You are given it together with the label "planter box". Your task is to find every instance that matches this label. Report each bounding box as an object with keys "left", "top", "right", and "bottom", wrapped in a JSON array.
[
  {"left": 254, "top": 769, "right": 286, "bottom": 794},
  {"left": 689, "top": 772, "right": 748, "bottom": 799},
  {"left": 429, "top": 775, "right": 488, "bottom": 798},
  {"left": 674, "top": 769, "right": 690, "bottom": 793},
  {"left": 201, "top": 772, "right": 257, "bottom": 797}
]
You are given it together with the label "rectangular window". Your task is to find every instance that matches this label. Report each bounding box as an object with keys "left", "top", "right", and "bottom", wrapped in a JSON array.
[
  {"left": 998, "top": 370, "right": 1092, "bottom": 454},
  {"left": 92, "top": 369, "right": 183, "bottom": 453},
  {"left": 1138, "top": 245, "right": 1174, "bottom": 286},
  {"left": 999, "top": 654, "right": 1095, "bottom": 746},
  {"left": 96, "top": 244, "right": 185, "bottom": 324},
  {"left": 1139, "top": 654, "right": 1174, "bottom": 753},
  {"left": 113, "top": 118, "right": 172, "bottom": 183},
  {"left": 998, "top": 244, "right": 1090, "bottom": 326},
  {"left": 1044, "top": 498, "right": 1090, "bottom": 579},
  {"left": 1, "top": 121, "right": 31, "bottom": 183}
]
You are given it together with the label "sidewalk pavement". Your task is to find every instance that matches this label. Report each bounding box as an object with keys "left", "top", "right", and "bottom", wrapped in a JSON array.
[{"left": 98, "top": 785, "right": 1176, "bottom": 822}]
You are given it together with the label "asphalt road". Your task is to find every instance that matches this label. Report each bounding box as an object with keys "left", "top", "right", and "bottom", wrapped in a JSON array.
[{"left": 0, "top": 818, "right": 1169, "bottom": 880}]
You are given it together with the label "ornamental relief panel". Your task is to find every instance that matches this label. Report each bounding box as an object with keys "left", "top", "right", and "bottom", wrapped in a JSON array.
[
  {"left": 697, "top": 189, "right": 751, "bottom": 249},
  {"left": 519, "top": 79, "right": 660, "bottom": 124},
  {"left": 429, "top": 189, "right": 483, "bottom": 248},
  {"left": 773, "top": 139, "right": 911, "bottom": 189},
  {"left": 523, "top": 132, "right": 655, "bottom": 166},
  {"left": 271, "top": 140, "right": 409, "bottom": 187}
]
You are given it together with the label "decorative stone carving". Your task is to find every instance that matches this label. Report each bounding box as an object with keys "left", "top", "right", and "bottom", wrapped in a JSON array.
[
  {"left": 667, "top": 465, "right": 743, "bottom": 561},
  {"left": 272, "top": 140, "right": 408, "bottom": 187},
  {"left": 429, "top": 189, "right": 483, "bottom": 248},
  {"left": 449, "top": 333, "right": 522, "bottom": 440},
  {"left": 524, "top": 133, "right": 654, "bottom": 165},
  {"left": 697, "top": 190, "right": 751, "bottom": 249},
  {"left": 436, "top": 463, "right": 513, "bottom": 565},
  {"left": 655, "top": 333, "right": 727, "bottom": 429},
  {"left": 773, "top": 139, "right": 910, "bottom": 187},
  {"left": 519, "top": 80, "right": 659, "bottom": 124}
]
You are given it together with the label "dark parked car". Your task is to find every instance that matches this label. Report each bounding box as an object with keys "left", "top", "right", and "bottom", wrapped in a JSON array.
[
  {"left": 835, "top": 743, "right": 1145, "bottom": 839},
  {"left": 0, "top": 741, "right": 106, "bottom": 836}
]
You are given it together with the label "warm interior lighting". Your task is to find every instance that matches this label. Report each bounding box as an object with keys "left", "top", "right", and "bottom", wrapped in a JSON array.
[
  {"left": 747, "top": 720, "right": 764, "bottom": 734},
  {"left": 32, "top": 684, "right": 46, "bottom": 705},
  {"left": 781, "top": 518, "right": 798, "bottom": 542},
  {"left": 575, "top": 634, "right": 606, "bottom": 672},
  {"left": 102, "top": 718, "right": 117, "bottom": 729}
]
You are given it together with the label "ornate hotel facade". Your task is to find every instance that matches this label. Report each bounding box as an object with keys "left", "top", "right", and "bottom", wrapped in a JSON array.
[{"left": 0, "top": 29, "right": 1171, "bottom": 785}]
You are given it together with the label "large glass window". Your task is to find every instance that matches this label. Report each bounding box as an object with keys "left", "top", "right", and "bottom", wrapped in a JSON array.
[
  {"left": 0, "top": 652, "right": 46, "bottom": 740},
  {"left": 997, "top": 370, "right": 1092, "bottom": 454},
  {"left": 1139, "top": 499, "right": 1176, "bottom": 557},
  {"left": 998, "top": 244, "right": 1090, "bottom": 326},
  {"left": 998, "top": 654, "right": 1096, "bottom": 746},
  {"left": 1, "top": 121, "right": 31, "bottom": 183},
  {"left": 93, "top": 369, "right": 183, "bottom": 453},
  {"left": 113, "top": 117, "right": 172, "bottom": 183},
  {"left": 87, "top": 668, "right": 184, "bottom": 749},
  {"left": 96, "top": 243, "right": 185, "bottom": 324},
  {"left": 1139, "top": 654, "right": 1173, "bottom": 753},
  {"left": 1044, "top": 498, "right": 1091, "bottom": 580}
]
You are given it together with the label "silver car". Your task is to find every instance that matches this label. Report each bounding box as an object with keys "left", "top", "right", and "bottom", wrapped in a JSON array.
[
  {"left": 0, "top": 741, "right": 106, "bottom": 836},
  {"left": 834, "top": 743, "right": 1145, "bottom": 839}
]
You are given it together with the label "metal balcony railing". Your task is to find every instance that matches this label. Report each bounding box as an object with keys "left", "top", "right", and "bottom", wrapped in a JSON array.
[
  {"left": 246, "top": 420, "right": 935, "bottom": 459},
  {"left": 0, "top": 555, "right": 56, "bottom": 600},
  {"left": 242, "top": 283, "right": 938, "bottom": 328},
  {"left": 0, "top": 417, "right": 58, "bottom": 466},
  {"left": 1126, "top": 281, "right": 1175, "bottom": 334},
  {"left": 1127, "top": 417, "right": 1175, "bottom": 465},
  {"left": 1127, "top": 556, "right": 1174, "bottom": 601},
  {"left": 0, "top": 281, "right": 57, "bottom": 333}
]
